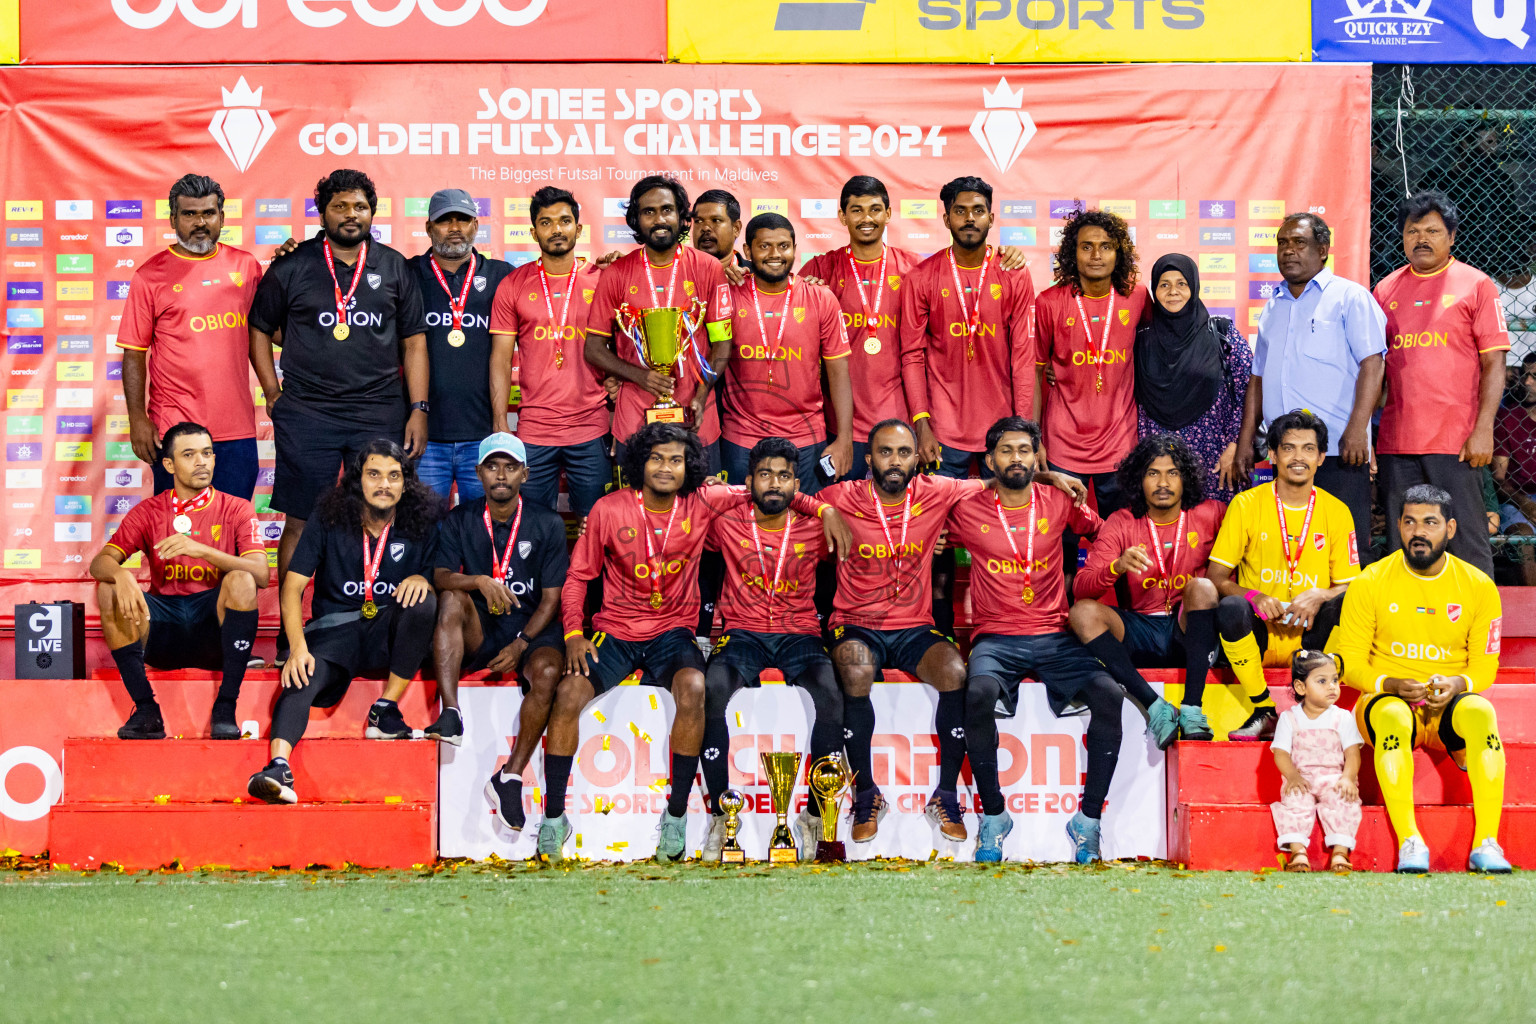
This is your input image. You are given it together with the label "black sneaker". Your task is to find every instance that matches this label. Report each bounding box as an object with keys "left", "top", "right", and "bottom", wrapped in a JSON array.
[
  {"left": 365, "top": 701, "right": 412, "bottom": 740},
  {"left": 247, "top": 759, "right": 296, "bottom": 804},
  {"left": 117, "top": 703, "right": 165, "bottom": 740},
  {"left": 424, "top": 707, "right": 464, "bottom": 747},
  {"left": 1228, "top": 706, "right": 1279, "bottom": 741},
  {"left": 210, "top": 699, "right": 241, "bottom": 740},
  {"left": 483, "top": 769, "right": 526, "bottom": 832},
  {"left": 273, "top": 632, "right": 289, "bottom": 669}
]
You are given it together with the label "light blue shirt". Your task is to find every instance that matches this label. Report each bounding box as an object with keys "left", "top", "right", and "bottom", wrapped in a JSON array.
[{"left": 1254, "top": 268, "right": 1386, "bottom": 456}]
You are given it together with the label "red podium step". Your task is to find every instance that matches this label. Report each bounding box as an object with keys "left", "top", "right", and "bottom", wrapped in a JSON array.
[
  {"left": 1171, "top": 803, "right": 1536, "bottom": 872},
  {"left": 62, "top": 738, "right": 437, "bottom": 804},
  {"left": 49, "top": 801, "right": 435, "bottom": 871}
]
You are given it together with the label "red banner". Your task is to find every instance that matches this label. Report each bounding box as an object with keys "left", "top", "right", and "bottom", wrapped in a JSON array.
[
  {"left": 19, "top": 0, "right": 664, "bottom": 63},
  {"left": 0, "top": 62, "right": 1372, "bottom": 623}
]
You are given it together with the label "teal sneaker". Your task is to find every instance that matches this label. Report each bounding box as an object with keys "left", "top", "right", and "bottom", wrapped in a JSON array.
[
  {"left": 537, "top": 813, "right": 572, "bottom": 863},
  {"left": 1395, "top": 835, "right": 1430, "bottom": 874},
  {"left": 656, "top": 809, "right": 688, "bottom": 862},
  {"left": 1468, "top": 838, "right": 1512, "bottom": 874},
  {"left": 1147, "top": 698, "right": 1179, "bottom": 750},
  {"left": 974, "top": 811, "right": 1013, "bottom": 863},
  {"left": 1066, "top": 811, "right": 1102, "bottom": 864},
  {"left": 1178, "top": 704, "right": 1213, "bottom": 741}
]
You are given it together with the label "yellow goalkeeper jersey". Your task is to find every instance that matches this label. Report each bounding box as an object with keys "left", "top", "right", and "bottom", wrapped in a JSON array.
[
  {"left": 1336, "top": 549, "right": 1502, "bottom": 694},
  {"left": 1208, "top": 482, "right": 1360, "bottom": 599}
]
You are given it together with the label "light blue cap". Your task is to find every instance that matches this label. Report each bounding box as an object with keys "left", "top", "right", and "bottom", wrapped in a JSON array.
[{"left": 477, "top": 431, "right": 526, "bottom": 466}]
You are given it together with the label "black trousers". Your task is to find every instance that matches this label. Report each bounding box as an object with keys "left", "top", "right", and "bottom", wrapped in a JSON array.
[
  {"left": 1378, "top": 453, "right": 1494, "bottom": 576},
  {"left": 1313, "top": 457, "right": 1374, "bottom": 566}
]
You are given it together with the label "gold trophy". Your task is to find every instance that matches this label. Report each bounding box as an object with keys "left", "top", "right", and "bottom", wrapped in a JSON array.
[
  {"left": 809, "top": 753, "right": 855, "bottom": 863},
  {"left": 615, "top": 300, "right": 698, "bottom": 424},
  {"left": 760, "top": 750, "right": 803, "bottom": 865},
  {"left": 718, "top": 788, "right": 747, "bottom": 864}
]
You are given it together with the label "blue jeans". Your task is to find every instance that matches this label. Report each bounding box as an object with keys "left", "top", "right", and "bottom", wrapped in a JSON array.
[
  {"left": 524, "top": 437, "right": 612, "bottom": 516},
  {"left": 417, "top": 441, "right": 484, "bottom": 502},
  {"left": 152, "top": 437, "right": 259, "bottom": 500},
  {"left": 720, "top": 438, "right": 829, "bottom": 495}
]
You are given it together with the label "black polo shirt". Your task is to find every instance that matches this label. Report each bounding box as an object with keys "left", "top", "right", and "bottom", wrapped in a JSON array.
[
  {"left": 289, "top": 516, "right": 437, "bottom": 621},
  {"left": 249, "top": 235, "right": 428, "bottom": 407},
  {"left": 433, "top": 496, "right": 568, "bottom": 632},
  {"left": 407, "top": 250, "right": 513, "bottom": 443}
]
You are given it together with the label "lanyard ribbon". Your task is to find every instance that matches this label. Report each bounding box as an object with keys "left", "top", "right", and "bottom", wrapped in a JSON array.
[{"left": 994, "top": 489, "right": 1037, "bottom": 605}]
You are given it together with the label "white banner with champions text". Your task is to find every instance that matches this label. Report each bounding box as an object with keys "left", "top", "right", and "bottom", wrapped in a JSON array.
[{"left": 439, "top": 681, "right": 1166, "bottom": 862}]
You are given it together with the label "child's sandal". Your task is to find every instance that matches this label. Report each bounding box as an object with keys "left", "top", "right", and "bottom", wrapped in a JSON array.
[
  {"left": 1329, "top": 851, "right": 1351, "bottom": 874},
  {"left": 1285, "top": 850, "right": 1311, "bottom": 872}
]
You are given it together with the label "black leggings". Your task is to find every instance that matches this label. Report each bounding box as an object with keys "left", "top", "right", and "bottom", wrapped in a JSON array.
[
  {"left": 271, "top": 595, "right": 437, "bottom": 747},
  {"left": 964, "top": 672, "right": 1122, "bottom": 819},
  {"left": 699, "top": 660, "right": 843, "bottom": 812}
]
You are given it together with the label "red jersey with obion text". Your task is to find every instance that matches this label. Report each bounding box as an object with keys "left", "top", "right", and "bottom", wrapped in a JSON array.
[
  {"left": 1374, "top": 258, "right": 1510, "bottom": 455},
  {"left": 898, "top": 249, "right": 1037, "bottom": 453},
  {"left": 585, "top": 247, "right": 732, "bottom": 446},
  {"left": 489, "top": 259, "right": 610, "bottom": 447},
  {"left": 105, "top": 488, "right": 264, "bottom": 597},
  {"left": 116, "top": 245, "right": 263, "bottom": 442},
  {"left": 821, "top": 474, "right": 989, "bottom": 631},
  {"left": 801, "top": 245, "right": 920, "bottom": 438},
  {"left": 708, "top": 505, "right": 830, "bottom": 635},
  {"left": 562, "top": 485, "right": 824, "bottom": 642},
  {"left": 1074, "top": 501, "right": 1227, "bottom": 616},
  {"left": 1035, "top": 283, "right": 1149, "bottom": 474},
  {"left": 721, "top": 275, "right": 850, "bottom": 447},
  {"left": 944, "top": 484, "right": 1101, "bottom": 636}
]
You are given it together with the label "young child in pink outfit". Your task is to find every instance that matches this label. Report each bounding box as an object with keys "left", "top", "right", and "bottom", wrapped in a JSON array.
[{"left": 1271, "top": 650, "right": 1364, "bottom": 872}]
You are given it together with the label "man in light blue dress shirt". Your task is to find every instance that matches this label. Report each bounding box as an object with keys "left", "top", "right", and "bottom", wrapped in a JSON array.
[{"left": 1237, "top": 212, "right": 1386, "bottom": 558}]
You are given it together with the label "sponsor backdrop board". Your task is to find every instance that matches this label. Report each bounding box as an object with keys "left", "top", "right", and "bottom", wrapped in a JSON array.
[
  {"left": 19, "top": 0, "right": 664, "bottom": 64},
  {"left": 440, "top": 681, "right": 1167, "bottom": 862},
  {"left": 669, "top": 0, "right": 1312, "bottom": 63},
  {"left": 0, "top": 62, "right": 1370, "bottom": 620},
  {"left": 1313, "top": 0, "right": 1536, "bottom": 62}
]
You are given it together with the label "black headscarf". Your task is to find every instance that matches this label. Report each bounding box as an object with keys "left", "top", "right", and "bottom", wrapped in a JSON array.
[{"left": 1134, "top": 253, "right": 1224, "bottom": 431}]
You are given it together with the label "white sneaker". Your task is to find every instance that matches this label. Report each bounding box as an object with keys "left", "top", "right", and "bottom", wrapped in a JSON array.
[
  {"left": 1396, "top": 835, "right": 1431, "bottom": 874},
  {"left": 792, "top": 808, "right": 822, "bottom": 861},
  {"left": 701, "top": 812, "right": 726, "bottom": 863}
]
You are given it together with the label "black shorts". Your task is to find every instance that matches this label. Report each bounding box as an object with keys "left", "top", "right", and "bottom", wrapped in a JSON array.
[
  {"left": 709, "top": 630, "right": 830, "bottom": 687},
  {"left": 144, "top": 589, "right": 222, "bottom": 670},
  {"left": 578, "top": 626, "right": 707, "bottom": 695},
  {"left": 829, "top": 624, "right": 955, "bottom": 679},
  {"left": 1237, "top": 592, "right": 1346, "bottom": 655},
  {"left": 303, "top": 602, "right": 420, "bottom": 690},
  {"left": 464, "top": 603, "right": 564, "bottom": 689},
  {"left": 1117, "top": 608, "right": 1229, "bottom": 670},
  {"left": 270, "top": 393, "right": 405, "bottom": 520},
  {"left": 968, "top": 631, "right": 1107, "bottom": 718}
]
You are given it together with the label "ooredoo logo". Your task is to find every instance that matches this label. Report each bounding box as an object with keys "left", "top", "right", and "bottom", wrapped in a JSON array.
[
  {"left": 970, "top": 78, "right": 1036, "bottom": 175},
  {"left": 112, "top": 0, "right": 550, "bottom": 30},
  {"left": 210, "top": 77, "right": 275, "bottom": 172}
]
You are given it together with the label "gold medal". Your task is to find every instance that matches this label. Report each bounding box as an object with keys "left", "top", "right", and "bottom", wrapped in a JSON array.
[
  {"left": 447, "top": 328, "right": 466, "bottom": 347},
  {"left": 555, "top": 351, "right": 565, "bottom": 368},
  {"left": 649, "top": 592, "right": 663, "bottom": 609},
  {"left": 864, "top": 337, "right": 881, "bottom": 355},
  {"left": 361, "top": 599, "right": 377, "bottom": 619},
  {"left": 333, "top": 323, "right": 350, "bottom": 341},
  {"left": 172, "top": 514, "right": 193, "bottom": 535},
  {"left": 1022, "top": 586, "right": 1035, "bottom": 605}
]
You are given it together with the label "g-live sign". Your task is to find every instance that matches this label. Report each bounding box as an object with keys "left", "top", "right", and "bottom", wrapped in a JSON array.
[{"left": 1314, "top": 0, "right": 1536, "bottom": 62}]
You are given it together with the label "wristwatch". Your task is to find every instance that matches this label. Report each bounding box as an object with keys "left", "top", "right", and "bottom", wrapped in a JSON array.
[{"left": 409, "top": 401, "right": 430, "bottom": 413}]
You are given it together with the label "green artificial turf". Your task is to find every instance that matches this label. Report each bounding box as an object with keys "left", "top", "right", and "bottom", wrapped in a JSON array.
[{"left": 3, "top": 861, "right": 1531, "bottom": 1023}]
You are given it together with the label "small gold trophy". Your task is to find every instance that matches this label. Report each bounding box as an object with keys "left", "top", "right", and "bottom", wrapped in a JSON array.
[
  {"left": 718, "top": 788, "right": 747, "bottom": 864},
  {"left": 809, "top": 753, "right": 855, "bottom": 863},
  {"left": 760, "top": 750, "right": 802, "bottom": 864}
]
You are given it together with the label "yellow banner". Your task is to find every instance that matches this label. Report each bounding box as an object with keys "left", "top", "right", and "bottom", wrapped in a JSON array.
[
  {"left": 0, "top": 0, "right": 14, "bottom": 64},
  {"left": 669, "top": 0, "right": 1310, "bottom": 63}
]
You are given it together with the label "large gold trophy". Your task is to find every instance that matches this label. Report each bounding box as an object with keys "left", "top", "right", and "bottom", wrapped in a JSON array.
[
  {"left": 760, "top": 751, "right": 803, "bottom": 865},
  {"left": 615, "top": 298, "right": 706, "bottom": 424},
  {"left": 809, "top": 754, "right": 855, "bottom": 863},
  {"left": 718, "top": 788, "right": 747, "bottom": 864}
]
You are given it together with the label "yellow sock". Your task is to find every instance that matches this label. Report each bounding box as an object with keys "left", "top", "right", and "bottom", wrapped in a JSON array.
[
  {"left": 1367, "top": 697, "right": 1420, "bottom": 843},
  {"left": 1452, "top": 694, "right": 1506, "bottom": 847},
  {"left": 1220, "top": 632, "right": 1272, "bottom": 706}
]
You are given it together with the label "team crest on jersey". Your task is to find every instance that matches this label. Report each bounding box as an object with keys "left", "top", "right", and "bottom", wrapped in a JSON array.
[
  {"left": 1447, "top": 603, "right": 1462, "bottom": 622},
  {"left": 1442, "top": 294, "right": 1457, "bottom": 308},
  {"left": 389, "top": 541, "right": 405, "bottom": 561},
  {"left": 473, "top": 276, "right": 487, "bottom": 292},
  {"left": 794, "top": 543, "right": 805, "bottom": 555},
  {"left": 518, "top": 540, "right": 532, "bottom": 559},
  {"left": 211, "top": 524, "right": 223, "bottom": 542},
  {"left": 990, "top": 283, "right": 1002, "bottom": 300},
  {"left": 1313, "top": 533, "right": 1324, "bottom": 551},
  {"left": 1488, "top": 616, "right": 1503, "bottom": 654},
  {"left": 1119, "top": 309, "right": 1131, "bottom": 325},
  {"left": 584, "top": 289, "right": 595, "bottom": 303},
  {"left": 367, "top": 273, "right": 382, "bottom": 290},
  {"left": 1038, "top": 518, "right": 1049, "bottom": 533},
  {"left": 1188, "top": 531, "right": 1199, "bottom": 546},
  {"left": 888, "top": 276, "right": 901, "bottom": 290},
  {"left": 681, "top": 518, "right": 692, "bottom": 534},
  {"left": 683, "top": 280, "right": 695, "bottom": 296},
  {"left": 793, "top": 307, "right": 806, "bottom": 323},
  {"left": 228, "top": 271, "right": 244, "bottom": 287}
]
